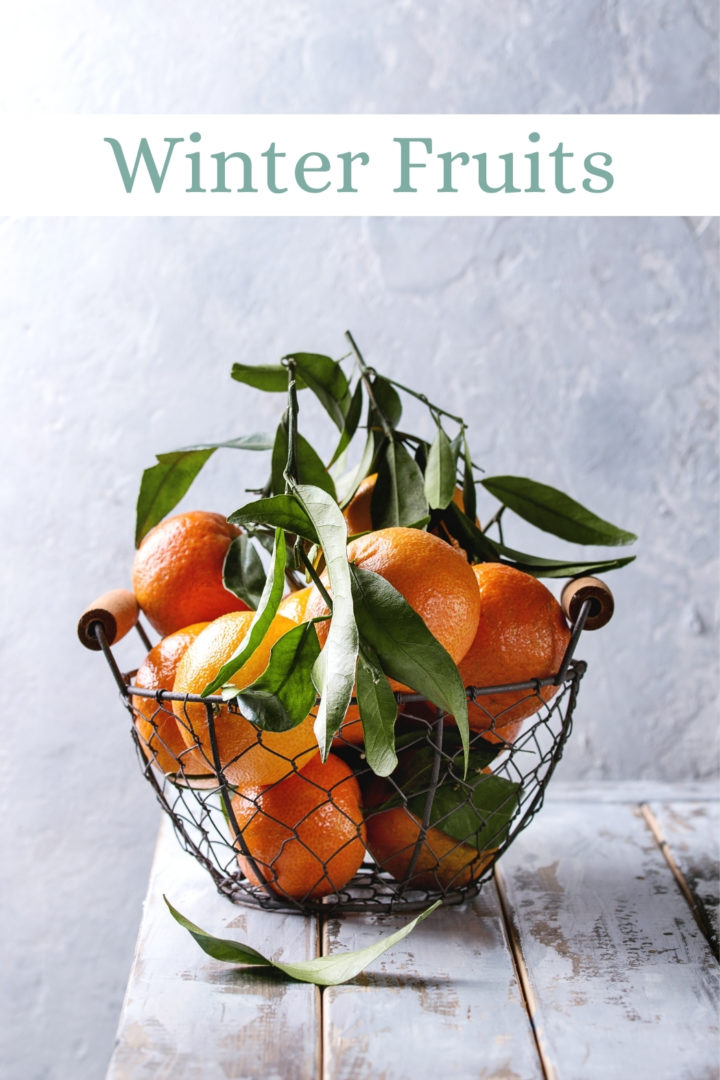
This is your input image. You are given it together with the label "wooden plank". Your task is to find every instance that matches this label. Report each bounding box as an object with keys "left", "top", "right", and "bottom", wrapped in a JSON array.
[
  {"left": 644, "top": 799, "right": 720, "bottom": 958},
  {"left": 497, "top": 800, "right": 720, "bottom": 1080},
  {"left": 106, "top": 815, "right": 320, "bottom": 1080},
  {"left": 322, "top": 891, "right": 544, "bottom": 1080}
]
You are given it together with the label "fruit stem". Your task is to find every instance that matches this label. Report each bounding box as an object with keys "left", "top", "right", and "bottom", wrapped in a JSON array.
[
  {"left": 345, "top": 330, "right": 395, "bottom": 442},
  {"left": 296, "top": 545, "right": 334, "bottom": 611},
  {"left": 482, "top": 504, "right": 506, "bottom": 543}
]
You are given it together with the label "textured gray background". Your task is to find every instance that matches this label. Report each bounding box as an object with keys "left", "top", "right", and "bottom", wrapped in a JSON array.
[{"left": 1, "top": 3, "right": 718, "bottom": 1078}]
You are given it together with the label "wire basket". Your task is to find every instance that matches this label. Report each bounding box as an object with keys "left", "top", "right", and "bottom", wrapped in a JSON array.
[{"left": 78, "top": 576, "right": 613, "bottom": 915}]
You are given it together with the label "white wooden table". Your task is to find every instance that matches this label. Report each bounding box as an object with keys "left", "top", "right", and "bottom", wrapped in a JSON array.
[{"left": 107, "top": 783, "right": 720, "bottom": 1080}]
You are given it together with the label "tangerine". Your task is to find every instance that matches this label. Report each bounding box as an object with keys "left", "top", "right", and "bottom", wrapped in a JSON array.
[
  {"left": 131, "top": 621, "right": 211, "bottom": 778},
  {"left": 306, "top": 526, "right": 481, "bottom": 681},
  {"left": 456, "top": 563, "right": 571, "bottom": 742},
  {"left": 172, "top": 611, "right": 317, "bottom": 787},
  {"left": 277, "top": 585, "right": 313, "bottom": 624},
  {"left": 231, "top": 752, "right": 366, "bottom": 900},
  {"left": 132, "top": 511, "right": 249, "bottom": 637},
  {"left": 364, "top": 774, "right": 496, "bottom": 890}
]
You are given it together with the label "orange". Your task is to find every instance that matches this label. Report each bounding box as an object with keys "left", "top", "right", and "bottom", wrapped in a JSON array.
[
  {"left": 277, "top": 585, "right": 313, "bottom": 624},
  {"left": 456, "top": 563, "right": 571, "bottom": 743},
  {"left": 131, "top": 622, "right": 211, "bottom": 778},
  {"left": 342, "top": 473, "right": 378, "bottom": 537},
  {"left": 306, "top": 527, "right": 481, "bottom": 686},
  {"left": 231, "top": 753, "right": 366, "bottom": 900},
  {"left": 132, "top": 511, "right": 250, "bottom": 637},
  {"left": 172, "top": 611, "right": 317, "bottom": 788},
  {"left": 343, "top": 473, "right": 474, "bottom": 538},
  {"left": 364, "top": 775, "right": 496, "bottom": 890}
]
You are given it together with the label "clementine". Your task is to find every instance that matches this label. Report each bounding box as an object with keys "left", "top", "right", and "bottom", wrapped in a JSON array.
[
  {"left": 172, "top": 611, "right": 317, "bottom": 787},
  {"left": 132, "top": 511, "right": 249, "bottom": 637},
  {"left": 131, "top": 621, "right": 211, "bottom": 778},
  {"left": 231, "top": 753, "right": 366, "bottom": 900},
  {"left": 456, "top": 563, "right": 571, "bottom": 742}
]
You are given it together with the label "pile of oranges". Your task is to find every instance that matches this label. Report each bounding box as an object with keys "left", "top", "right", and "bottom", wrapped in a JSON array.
[{"left": 128, "top": 501, "right": 572, "bottom": 905}]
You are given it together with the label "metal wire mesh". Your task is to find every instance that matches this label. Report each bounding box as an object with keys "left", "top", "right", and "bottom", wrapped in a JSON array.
[{"left": 99, "top": 616, "right": 587, "bottom": 915}]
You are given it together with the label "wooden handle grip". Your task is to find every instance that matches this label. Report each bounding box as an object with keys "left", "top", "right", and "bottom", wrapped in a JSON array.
[
  {"left": 78, "top": 589, "right": 140, "bottom": 650},
  {"left": 561, "top": 576, "right": 614, "bottom": 631}
]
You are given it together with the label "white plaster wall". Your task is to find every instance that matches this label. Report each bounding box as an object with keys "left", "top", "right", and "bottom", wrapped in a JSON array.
[{"left": 0, "top": 3, "right": 717, "bottom": 1078}]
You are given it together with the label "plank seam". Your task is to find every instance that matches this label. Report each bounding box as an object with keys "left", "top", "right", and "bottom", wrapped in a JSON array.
[
  {"left": 492, "top": 868, "right": 555, "bottom": 1080},
  {"left": 319, "top": 911, "right": 327, "bottom": 1080},
  {"left": 639, "top": 802, "right": 720, "bottom": 963}
]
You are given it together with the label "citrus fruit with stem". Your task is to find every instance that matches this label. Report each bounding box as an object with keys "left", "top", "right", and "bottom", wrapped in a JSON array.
[
  {"left": 172, "top": 611, "right": 317, "bottom": 787},
  {"left": 231, "top": 752, "right": 366, "bottom": 900},
  {"left": 455, "top": 563, "right": 571, "bottom": 743},
  {"left": 306, "top": 526, "right": 481, "bottom": 683},
  {"left": 131, "top": 621, "right": 211, "bottom": 779},
  {"left": 132, "top": 511, "right": 249, "bottom": 636},
  {"left": 305, "top": 526, "right": 480, "bottom": 744}
]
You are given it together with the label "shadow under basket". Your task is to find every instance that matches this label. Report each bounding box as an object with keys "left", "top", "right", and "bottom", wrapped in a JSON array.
[{"left": 78, "top": 577, "right": 613, "bottom": 915}]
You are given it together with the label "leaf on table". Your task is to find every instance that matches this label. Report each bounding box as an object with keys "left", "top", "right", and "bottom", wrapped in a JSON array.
[
  {"left": 135, "top": 434, "right": 273, "bottom": 546},
  {"left": 481, "top": 475, "right": 637, "bottom": 546},
  {"left": 165, "top": 896, "right": 441, "bottom": 986}
]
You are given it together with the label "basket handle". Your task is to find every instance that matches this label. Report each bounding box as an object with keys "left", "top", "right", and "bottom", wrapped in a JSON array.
[
  {"left": 561, "top": 576, "right": 614, "bottom": 630},
  {"left": 77, "top": 589, "right": 140, "bottom": 650}
]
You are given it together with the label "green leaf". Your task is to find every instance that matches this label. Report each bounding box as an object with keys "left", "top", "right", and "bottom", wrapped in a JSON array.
[
  {"left": 349, "top": 565, "right": 469, "bottom": 771},
  {"left": 439, "top": 500, "right": 503, "bottom": 563},
  {"left": 462, "top": 431, "right": 477, "bottom": 524},
  {"left": 408, "top": 771, "right": 521, "bottom": 851},
  {"left": 165, "top": 896, "right": 441, "bottom": 986},
  {"left": 134, "top": 434, "right": 273, "bottom": 546},
  {"left": 291, "top": 483, "right": 359, "bottom": 758},
  {"left": 425, "top": 424, "right": 457, "bottom": 510},
  {"left": 229, "top": 494, "right": 319, "bottom": 545},
  {"left": 370, "top": 375, "right": 403, "bottom": 430},
  {"left": 494, "top": 545, "right": 637, "bottom": 579},
  {"left": 356, "top": 645, "right": 398, "bottom": 777},
  {"left": 328, "top": 377, "right": 364, "bottom": 467},
  {"left": 201, "top": 528, "right": 286, "bottom": 697},
  {"left": 231, "top": 363, "right": 308, "bottom": 393},
  {"left": 335, "top": 429, "right": 377, "bottom": 509},
  {"left": 481, "top": 476, "right": 637, "bottom": 546},
  {"left": 223, "top": 534, "right": 266, "bottom": 609},
  {"left": 233, "top": 621, "right": 321, "bottom": 731},
  {"left": 372, "top": 437, "right": 429, "bottom": 529},
  {"left": 286, "top": 353, "right": 351, "bottom": 432},
  {"left": 271, "top": 418, "right": 337, "bottom": 499}
]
